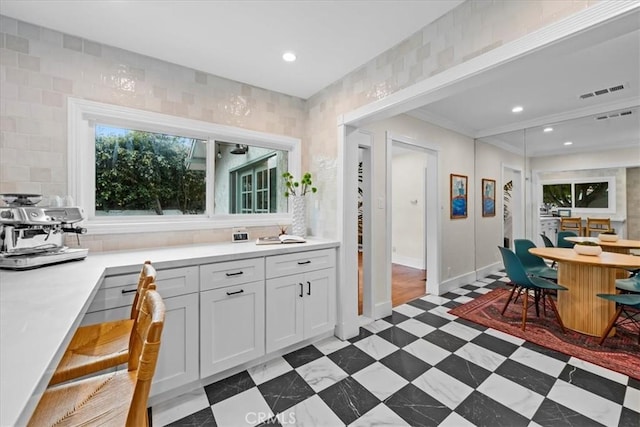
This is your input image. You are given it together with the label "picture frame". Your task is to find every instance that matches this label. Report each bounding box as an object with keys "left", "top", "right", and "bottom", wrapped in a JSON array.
[
  {"left": 450, "top": 174, "right": 468, "bottom": 219},
  {"left": 482, "top": 178, "right": 496, "bottom": 217}
]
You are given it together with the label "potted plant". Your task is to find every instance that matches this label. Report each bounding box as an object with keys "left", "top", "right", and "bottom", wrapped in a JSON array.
[
  {"left": 574, "top": 240, "right": 602, "bottom": 256},
  {"left": 598, "top": 229, "right": 619, "bottom": 242}
]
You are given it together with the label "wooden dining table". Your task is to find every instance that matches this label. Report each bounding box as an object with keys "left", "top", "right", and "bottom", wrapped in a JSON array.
[
  {"left": 564, "top": 236, "right": 640, "bottom": 255},
  {"left": 529, "top": 247, "right": 640, "bottom": 336}
]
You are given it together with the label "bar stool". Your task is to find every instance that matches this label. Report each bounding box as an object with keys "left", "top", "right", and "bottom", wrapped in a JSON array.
[
  {"left": 48, "top": 261, "right": 156, "bottom": 385},
  {"left": 560, "top": 217, "right": 582, "bottom": 236},
  {"left": 586, "top": 217, "right": 612, "bottom": 237},
  {"left": 28, "top": 289, "right": 166, "bottom": 426}
]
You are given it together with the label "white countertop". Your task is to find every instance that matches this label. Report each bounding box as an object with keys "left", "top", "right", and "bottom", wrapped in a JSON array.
[{"left": 0, "top": 238, "right": 338, "bottom": 427}]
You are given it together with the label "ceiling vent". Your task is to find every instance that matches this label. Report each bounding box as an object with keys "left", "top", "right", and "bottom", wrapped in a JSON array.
[
  {"left": 579, "top": 83, "right": 626, "bottom": 100},
  {"left": 594, "top": 110, "right": 633, "bottom": 121}
]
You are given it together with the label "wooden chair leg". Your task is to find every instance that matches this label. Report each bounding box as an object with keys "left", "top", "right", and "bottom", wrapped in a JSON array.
[
  {"left": 599, "top": 306, "right": 623, "bottom": 346},
  {"left": 522, "top": 290, "right": 528, "bottom": 331},
  {"left": 502, "top": 284, "right": 519, "bottom": 315},
  {"left": 545, "top": 292, "right": 565, "bottom": 333}
]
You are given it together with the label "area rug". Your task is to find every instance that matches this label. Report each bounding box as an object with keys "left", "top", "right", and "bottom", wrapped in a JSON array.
[{"left": 448, "top": 288, "right": 640, "bottom": 380}]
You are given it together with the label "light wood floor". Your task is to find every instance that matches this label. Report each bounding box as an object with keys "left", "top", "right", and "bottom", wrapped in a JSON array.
[{"left": 358, "top": 253, "right": 426, "bottom": 315}]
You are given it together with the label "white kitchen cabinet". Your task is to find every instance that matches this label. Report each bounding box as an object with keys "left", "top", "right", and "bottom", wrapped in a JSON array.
[
  {"left": 199, "top": 258, "right": 266, "bottom": 378},
  {"left": 265, "top": 249, "right": 336, "bottom": 353},
  {"left": 81, "top": 266, "right": 200, "bottom": 397},
  {"left": 540, "top": 218, "right": 560, "bottom": 246},
  {"left": 200, "top": 280, "right": 265, "bottom": 378}
]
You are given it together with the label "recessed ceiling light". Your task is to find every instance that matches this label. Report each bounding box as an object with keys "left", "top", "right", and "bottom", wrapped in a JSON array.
[
  {"left": 564, "top": 141, "right": 573, "bottom": 146},
  {"left": 511, "top": 106, "right": 524, "bottom": 113},
  {"left": 282, "top": 52, "right": 296, "bottom": 62},
  {"left": 543, "top": 127, "right": 553, "bottom": 132}
]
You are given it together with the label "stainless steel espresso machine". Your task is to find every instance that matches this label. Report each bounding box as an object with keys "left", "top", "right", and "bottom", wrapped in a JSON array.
[{"left": 0, "top": 194, "right": 88, "bottom": 270}]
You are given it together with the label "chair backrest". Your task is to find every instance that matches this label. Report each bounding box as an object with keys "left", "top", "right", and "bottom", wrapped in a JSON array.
[
  {"left": 130, "top": 261, "right": 157, "bottom": 320},
  {"left": 586, "top": 217, "right": 612, "bottom": 236},
  {"left": 498, "top": 246, "right": 534, "bottom": 288},
  {"left": 514, "top": 239, "right": 547, "bottom": 269},
  {"left": 560, "top": 217, "right": 582, "bottom": 235},
  {"left": 540, "top": 234, "right": 554, "bottom": 248},
  {"left": 127, "top": 287, "right": 165, "bottom": 426},
  {"left": 557, "top": 230, "right": 577, "bottom": 248}
]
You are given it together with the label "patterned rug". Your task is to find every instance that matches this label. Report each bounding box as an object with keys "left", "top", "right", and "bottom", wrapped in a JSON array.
[{"left": 449, "top": 287, "right": 640, "bottom": 380}]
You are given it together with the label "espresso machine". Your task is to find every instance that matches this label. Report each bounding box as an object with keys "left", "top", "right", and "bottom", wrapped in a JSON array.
[{"left": 0, "top": 194, "right": 89, "bottom": 270}]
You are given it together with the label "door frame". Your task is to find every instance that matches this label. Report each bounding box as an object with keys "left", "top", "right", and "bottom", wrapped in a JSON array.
[{"left": 501, "top": 162, "right": 525, "bottom": 246}]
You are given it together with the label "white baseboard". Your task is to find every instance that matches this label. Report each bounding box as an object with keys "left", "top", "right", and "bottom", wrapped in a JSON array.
[
  {"left": 476, "top": 261, "right": 503, "bottom": 280},
  {"left": 375, "top": 300, "right": 392, "bottom": 319},
  {"left": 439, "top": 271, "right": 477, "bottom": 295},
  {"left": 391, "top": 255, "right": 424, "bottom": 270},
  {"left": 334, "top": 320, "right": 359, "bottom": 340}
]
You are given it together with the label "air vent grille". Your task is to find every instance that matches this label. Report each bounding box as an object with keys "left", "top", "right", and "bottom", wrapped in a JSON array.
[
  {"left": 594, "top": 110, "right": 633, "bottom": 121},
  {"left": 579, "top": 83, "right": 626, "bottom": 100}
]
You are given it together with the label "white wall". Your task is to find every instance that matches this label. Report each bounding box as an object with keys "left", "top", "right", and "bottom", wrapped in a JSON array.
[{"left": 392, "top": 147, "right": 426, "bottom": 269}]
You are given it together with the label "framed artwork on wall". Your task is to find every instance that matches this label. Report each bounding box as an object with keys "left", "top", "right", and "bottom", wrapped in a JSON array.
[
  {"left": 450, "top": 174, "right": 468, "bottom": 219},
  {"left": 482, "top": 178, "right": 496, "bottom": 217}
]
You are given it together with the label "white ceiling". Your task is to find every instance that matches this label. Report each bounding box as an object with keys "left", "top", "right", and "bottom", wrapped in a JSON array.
[
  {"left": 0, "top": 0, "right": 463, "bottom": 99},
  {"left": 2, "top": 1, "right": 638, "bottom": 157}
]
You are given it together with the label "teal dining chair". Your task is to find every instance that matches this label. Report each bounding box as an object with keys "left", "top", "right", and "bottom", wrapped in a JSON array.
[
  {"left": 596, "top": 293, "right": 640, "bottom": 345},
  {"left": 616, "top": 275, "right": 640, "bottom": 294},
  {"left": 514, "top": 239, "right": 557, "bottom": 281},
  {"left": 557, "top": 230, "right": 578, "bottom": 249},
  {"left": 498, "top": 246, "right": 567, "bottom": 332},
  {"left": 539, "top": 234, "right": 557, "bottom": 268}
]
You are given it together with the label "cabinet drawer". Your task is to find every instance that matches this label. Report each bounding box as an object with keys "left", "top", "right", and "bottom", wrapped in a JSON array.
[
  {"left": 200, "top": 258, "right": 264, "bottom": 291},
  {"left": 266, "top": 249, "right": 336, "bottom": 279},
  {"left": 87, "top": 265, "right": 199, "bottom": 313}
]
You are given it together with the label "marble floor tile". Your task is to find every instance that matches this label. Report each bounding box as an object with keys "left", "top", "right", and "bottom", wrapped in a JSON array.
[
  {"left": 248, "top": 356, "right": 293, "bottom": 385},
  {"left": 205, "top": 370, "right": 256, "bottom": 405},
  {"left": 623, "top": 387, "right": 640, "bottom": 413},
  {"left": 257, "top": 370, "right": 315, "bottom": 414},
  {"left": 429, "top": 305, "right": 459, "bottom": 320},
  {"left": 485, "top": 327, "right": 526, "bottom": 345},
  {"left": 558, "top": 364, "right": 627, "bottom": 404},
  {"left": 567, "top": 357, "right": 629, "bottom": 385},
  {"left": 313, "top": 335, "right": 350, "bottom": 355},
  {"left": 403, "top": 337, "right": 450, "bottom": 366},
  {"left": 376, "top": 326, "right": 419, "bottom": 347},
  {"left": 413, "top": 311, "right": 450, "bottom": 328},
  {"left": 318, "top": 376, "right": 379, "bottom": 425},
  {"left": 385, "top": 383, "right": 450, "bottom": 426},
  {"left": 348, "top": 403, "right": 410, "bottom": 427},
  {"left": 438, "top": 411, "right": 476, "bottom": 427},
  {"left": 471, "top": 332, "right": 519, "bottom": 357},
  {"left": 422, "top": 329, "right": 467, "bottom": 352},
  {"left": 327, "top": 344, "right": 376, "bottom": 375},
  {"left": 295, "top": 356, "right": 348, "bottom": 392},
  {"left": 381, "top": 311, "right": 410, "bottom": 325},
  {"left": 165, "top": 407, "right": 216, "bottom": 427},
  {"left": 455, "top": 342, "right": 506, "bottom": 371},
  {"left": 547, "top": 379, "right": 622, "bottom": 426},
  {"left": 421, "top": 294, "right": 451, "bottom": 305},
  {"left": 435, "top": 354, "right": 492, "bottom": 388},
  {"left": 211, "top": 387, "right": 272, "bottom": 427},
  {"left": 392, "top": 303, "right": 426, "bottom": 318},
  {"left": 395, "top": 318, "right": 436, "bottom": 338},
  {"left": 152, "top": 388, "right": 210, "bottom": 426},
  {"left": 379, "top": 349, "right": 431, "bottom": 382},
  {"left": 351, "top": 362, "right": 409, "bottom": 401},
  {"left": 282, "top": 345, "right": 323, "bottom": 368},
  {"left": 477, "top": 373, "right": 545, "bottom": 419},
  {"left": 532, "top": 398, "right": 602, "bottom": 427},
  {"left": 509, "top": 346, "right": 567, "bottom": 378},
  {"left": 494, "top": 359, "right": 556, "bottom": 396},
  {"left": 455, "top": 390, "right": 529, "bottom": 427},
  {"left": 362, "top": 319, "right": 393, "bottom": 333},
  {"left": 280, "top": 394, "right": 344, "bottom": 427},
  {"left": 440, "top": 320, "right": 483, "bottom": 341},
  {"left": 353, "top": 334, "right": 399, "bottom": 360},
  {"left": 412, "top": 367, "right": 473, "bottom": 410}
]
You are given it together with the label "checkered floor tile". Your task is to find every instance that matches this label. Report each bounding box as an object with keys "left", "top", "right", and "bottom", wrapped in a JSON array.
[{"left": 152, "top": 273, "right": 640, "bottom": 426}]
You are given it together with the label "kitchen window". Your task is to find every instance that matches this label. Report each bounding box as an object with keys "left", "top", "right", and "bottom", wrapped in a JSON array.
[
  {"left": 68, "top": 98, "right": 301, "bottom": 234},
  {"left": 541, "top": 177, "right": 615, "bottom": 213}
]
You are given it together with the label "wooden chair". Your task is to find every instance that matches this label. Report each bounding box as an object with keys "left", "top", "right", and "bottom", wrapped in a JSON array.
[
  {"left": 28, "top": 288, "right": 165, "bottom": 426},
  {"left": 560, "top": 217, "right": 582, "bottom": 236},
  {"left": 586, "top": 217, "right": 612, "bottom": 236},
  {"left": 48, "top": 261, "right": 156, "bottom": 385}
]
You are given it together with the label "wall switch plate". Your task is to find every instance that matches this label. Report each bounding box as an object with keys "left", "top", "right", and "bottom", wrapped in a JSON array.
[{"left": 231, "top": 227, "right": 249, "bottom": 243}]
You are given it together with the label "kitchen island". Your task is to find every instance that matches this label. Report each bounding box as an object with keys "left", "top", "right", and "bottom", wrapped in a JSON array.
[{"left": 0, "top": 238, "right": 338, "bottom": 427}]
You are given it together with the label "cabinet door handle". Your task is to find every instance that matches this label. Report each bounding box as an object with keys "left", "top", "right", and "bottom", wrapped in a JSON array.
[
  {"left": 297, "top": 260, "right": 311, "bottom": 265},
  {"left": 121, "top": 288, "right": 137, "bottom": 294},
  {"left": 225, "top": 271, "right": 244, "bottom": 277},
  {"left": 299, "top": 283, "right": 304, "bottom": 297},
  {"left": 307, "top": 281, "right": 311, "bottom": 295},
  {"left": 226, "top": 289, "right": 244, "bottom": 296}
]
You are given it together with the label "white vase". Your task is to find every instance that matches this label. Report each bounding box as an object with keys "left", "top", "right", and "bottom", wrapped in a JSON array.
[{"left": 291, "top": 195, "right": 307, "bottom": 237}]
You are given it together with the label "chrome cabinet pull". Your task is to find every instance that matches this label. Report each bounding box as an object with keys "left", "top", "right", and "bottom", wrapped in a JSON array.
[
  {"left": 226, "top": 289, "right": 244, "bottom": 296},
  {"left": 225, "top": 271, "right": 244, "bottom": 277}
]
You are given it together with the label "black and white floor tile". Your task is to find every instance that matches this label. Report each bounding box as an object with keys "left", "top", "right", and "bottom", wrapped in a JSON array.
[{"left": 152, "top": 273, "right": 640, "bottom": 427}]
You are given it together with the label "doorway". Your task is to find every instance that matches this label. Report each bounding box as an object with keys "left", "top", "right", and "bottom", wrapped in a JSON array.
[
  {"left": 502, "top": 163, "right": 524, "bottom": 248},
  {"left": 387, "top": 133, "right": 440, "bottom": 305}
]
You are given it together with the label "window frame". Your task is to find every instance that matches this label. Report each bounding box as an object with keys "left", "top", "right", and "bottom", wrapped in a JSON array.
[
  {"left": 68, "top": 98, "right": 301, "bottom": 234},
  {"left": 540, "top": 176, "right": 616, "bottom": 215}
]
